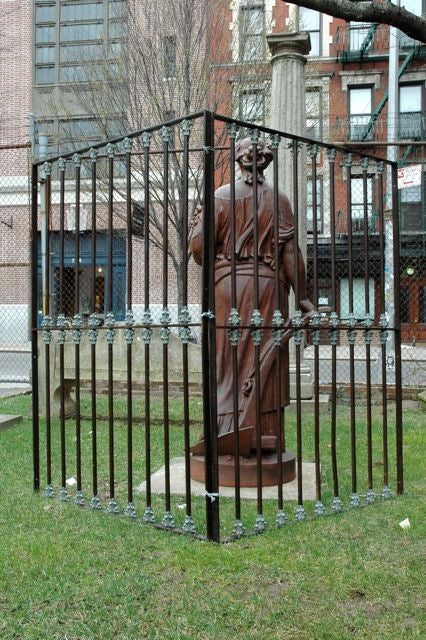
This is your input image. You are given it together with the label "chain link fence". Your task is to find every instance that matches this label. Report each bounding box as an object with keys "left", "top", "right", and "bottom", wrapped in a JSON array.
[
  {"left": 397, "top": 145, "right": 426, "bottom": 389},
  {"left": 0, "top": 144, "right": 32, "bottom": 383},
  {"left": 304, "top": 143, "right": 426, "bottom": 393},
  {"left": 0, "top": 139, "right": 424, "bottom": 391}
]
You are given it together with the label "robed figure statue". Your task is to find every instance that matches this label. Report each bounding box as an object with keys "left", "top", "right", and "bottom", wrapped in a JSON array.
[{"left": 189, "top": 137, "right": 314, "bottom": 486}]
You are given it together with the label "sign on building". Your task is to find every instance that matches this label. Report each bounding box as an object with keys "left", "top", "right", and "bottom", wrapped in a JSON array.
[{"left": 397, "top": 164, "right": 422, "bottom": 189}]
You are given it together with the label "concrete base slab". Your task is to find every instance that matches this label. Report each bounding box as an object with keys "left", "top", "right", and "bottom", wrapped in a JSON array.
[
  {"left": 0, "top": 414, "right": 23, "bottom": 431},
  {"left": 136, "top": 456, "right": 317, "bottom": 501},
  {"left": 289, "top": 394, "right": 329, "bottom": 413}
]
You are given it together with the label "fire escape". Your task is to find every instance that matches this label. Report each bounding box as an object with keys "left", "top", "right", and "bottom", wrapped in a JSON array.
[
  {"left": 334, "top": 22, "right": 426, "bottom": 342},
  {"left": 334, "top": 23, "right": 425, "bottom": 147}
]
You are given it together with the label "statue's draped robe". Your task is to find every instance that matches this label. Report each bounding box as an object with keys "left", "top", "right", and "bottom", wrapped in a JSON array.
[{"left": 190, "top": 178, "right": 295, "bottom": 439}]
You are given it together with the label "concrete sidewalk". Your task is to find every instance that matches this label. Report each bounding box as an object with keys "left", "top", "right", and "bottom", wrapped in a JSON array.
[{"left": 0, "top": 383, "right": 32, "bottom": 399}]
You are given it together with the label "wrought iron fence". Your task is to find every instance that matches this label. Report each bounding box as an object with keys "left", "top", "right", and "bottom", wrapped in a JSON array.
[
  {"left": 0, "top": 143, "right": 32, "bottom": 383},
  {"left": 31, "top": 111, "right": 406, "bottom": 542}
]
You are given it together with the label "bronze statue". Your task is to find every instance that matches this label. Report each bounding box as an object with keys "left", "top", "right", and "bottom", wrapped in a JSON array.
[{"left": 190, "top": 137, "right": 314, "bottom": 486}]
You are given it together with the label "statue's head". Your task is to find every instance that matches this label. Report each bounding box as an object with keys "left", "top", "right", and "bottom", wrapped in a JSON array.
[{"left": 235, "top": 137, "right": 273, "bottom": 183}]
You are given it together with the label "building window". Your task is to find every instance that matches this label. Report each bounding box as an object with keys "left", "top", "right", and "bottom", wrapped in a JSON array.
[
  {"left": 61, "top": 3, "right": 104, "bottom": 22},
  {"left": 348, "top": 22, "right": 372, "bottom": 51},
  {"left": 400, "top": 179, "right": 424, "bottom": 231},
  {"left": 299, "top": 7, "right": 321, "bottom": 56},
  {"left": 36, "top": 46, "right": 56, "bottom": 64},
  {"left": 60, "top": 23, "right": 104, "bottom": 41},
  {"left": 349, "top": 86, "right": 373, "bottom": 141},
  {"left": 306, "top": 88, "right": 322, "bottom": 139},
  {"left": 35, "top": 3, "right": 56, "bottom": 85},
  {"left": 240, "top": 4, "right": 264, "bottom": 62},
  {"left": 340, "top": 278, "right": 375, "bottom": 320},
  {"left": 163, "top": 36, "right": 176, "bottom": 78},
  {"left": 36, "top": 25, "right": 56, "bottom": 44},
  {"left": 35, "top": 0, "right": 126, "bottom": 87},
  {"left": 307, "top": 177, "right": 323, "bottom": 234},
  {"left": 351, "top": 176, "right": 373, "bottom": 233},
  {"left": 399, "top": 84, "right": 424, "bottom": 140},
  {"left": 35, "top": 5, "right": 56, "bottom": 23},
  {"left": 60, "top": 43, "right": 104, "bottom": 62},
  {"left": 36, "top": 66, "right": 56, "bottom": 85},
  {"left": 59, "top": 118, "right": 100, "bottom": 140},
  {"left": 132, "top": 202, "right": 145, "bottom": 238},
  {"left": 239, "top": 89, "right": 264, "bottom": 126}
]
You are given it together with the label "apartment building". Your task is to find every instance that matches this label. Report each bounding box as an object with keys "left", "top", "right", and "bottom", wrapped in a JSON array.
[{"left": 212, "top": 1, "right": 425, "bottom": 343}]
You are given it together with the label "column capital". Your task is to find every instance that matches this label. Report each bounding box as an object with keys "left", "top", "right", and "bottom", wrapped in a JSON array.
[{"left": 267, "top": 31, "right": 311, "bottom": 62}]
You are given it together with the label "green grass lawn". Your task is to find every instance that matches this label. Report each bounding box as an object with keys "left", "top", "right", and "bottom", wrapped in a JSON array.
[{"left": 0, "top": 393, "right": 425, "bottom": 639}]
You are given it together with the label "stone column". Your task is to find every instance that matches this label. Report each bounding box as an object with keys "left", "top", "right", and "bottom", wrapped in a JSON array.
[{"left": 267, "top": 31, "right": 313, "bottom": 399}]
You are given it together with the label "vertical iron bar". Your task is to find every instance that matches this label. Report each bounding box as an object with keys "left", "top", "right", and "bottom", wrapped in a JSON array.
[
  {"left": 59, "top": 165, "right": 65, "bottom": 313},
  {"left": 202, "top": 111, "right": 219, "bottom": 542},
  {"left": 311, "top": 147, "right": 321, "bottom": 504},
  {"left": 31, "top": 164, "right": 40, "bottom": 491},
  {"left": 43, "top": 168, "right": 52, "bottom": 492},
  {"left": 181, "top": 122, "right": 193, "bottom": 525},
  {"left": 45, "top": 334, "right": 51, "bottom": 488},
  {"left": 293, "top": 141, "right": 303, "bottom": 510},
  {"left": 251, "top": 131, "right": 263, "bottom": 521},
  {"left": 90, "top": 151, "right": 97, "bottom": 312},
  {"left": 107, "top": 146, "right": 115, "bottom": 505},
  {"left": 44, "top": 171, "right": 51, "bottom": 315},
  {"left": 126, "top": 143, "right": 133, "bottom": 309},
  {"left": 328, "top": 150, "right": 339, "bottom": 499},
  {"left": 378, "top": 164, "right": 389, "bottom": 489},
  {"left": 346, "top": 154, "right": 357, "bottom": 498},
  {"left": 125, "top": 140, "right": 134, "bottom": 512},
  {"left": 74, "top": 157, "right": 81, "bottom": 321},
  {"left": 90, "top": 149, "right": 98, "bottom": 502},
  {"left": 362, "top": 158, "right": 373, "bottom": 492},
  {"left": 272, "top": 136, "right": 284, "bottom": 512},
  {"left": 58, "top": 159, "right": 67, "bottom": 495},
  {"left": 161, "top": 127, "right": 171, "bottom": 519},
  {"left": 142, "top": 134, "right": 152, "bottom": 518},
  {"left": 391, "top": 164, "right": 403, "bottom": 495},
  {"left": 229, "top": 127, "right": 241, "bottom": 523},
  {"left": 73, "top": 155, "right": 82, "bottom": 499}
]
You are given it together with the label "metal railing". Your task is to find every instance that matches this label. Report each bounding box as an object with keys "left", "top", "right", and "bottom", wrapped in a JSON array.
[
  {"left": 332, "top": 114, "right": 426, "bottom": 143},
  {"left": 334, "top": 23, "right": 389, "bottom": 60},
  {"left": 31, "top": 111, "right": 405, "bottom": 542}
]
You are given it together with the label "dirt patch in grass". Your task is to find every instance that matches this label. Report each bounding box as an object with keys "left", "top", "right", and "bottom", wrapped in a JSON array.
[{"left": 344, "top": 589, "right": 382, "bottom": 619}]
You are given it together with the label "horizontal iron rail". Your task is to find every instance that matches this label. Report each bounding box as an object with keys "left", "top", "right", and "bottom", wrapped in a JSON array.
[
  {"left": 32, "top": 111, "right": 207, "bottom": 167},
  {"left": 33, "top": 110, "right": 398, "bottom": 169},
  {"left": 213, "top": 113, "right": 399, "bottom": 166}
]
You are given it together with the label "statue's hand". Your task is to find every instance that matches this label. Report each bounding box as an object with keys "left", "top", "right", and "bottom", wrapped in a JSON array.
[{"left": 299, "top": 299, "right": 315, "bottom": 327}]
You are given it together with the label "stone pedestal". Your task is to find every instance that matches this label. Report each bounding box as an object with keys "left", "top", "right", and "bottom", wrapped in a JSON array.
[
  {"left": 191, "top": 452, "right": 296, "bottom": 488},
  {"left": 267, "top": 31, "right": 313, "bottom": 400}
]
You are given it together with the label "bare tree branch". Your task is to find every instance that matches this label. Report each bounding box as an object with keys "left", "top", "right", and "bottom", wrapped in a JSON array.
[{"left": 287, "top": 0, "right": 426, "bottom": 42}]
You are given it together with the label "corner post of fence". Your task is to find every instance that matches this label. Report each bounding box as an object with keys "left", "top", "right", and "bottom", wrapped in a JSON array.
[
  {"left": 202, "top": 111, "right": 220, "bottom": 542},
  {"left": 31, "top": 163, "right": 40, "bottom": 491},
  {"left": 391, "top": 162, "right": 403, "bottom": 495}
]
